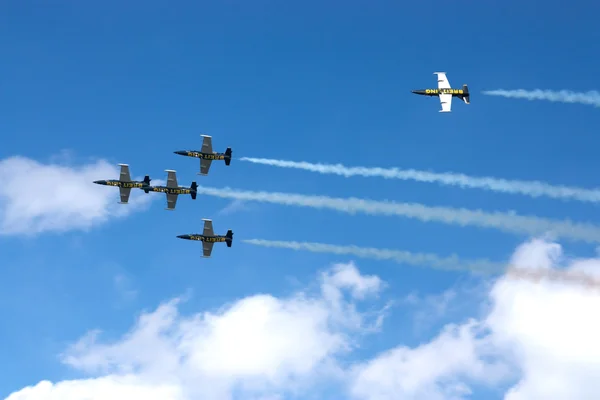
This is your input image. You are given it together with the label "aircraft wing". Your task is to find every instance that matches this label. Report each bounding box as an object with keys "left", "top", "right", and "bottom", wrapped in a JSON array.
[
  {"left": 119, "top": 164, "right": 131, "bottom": 182},
  {"left": 166, "top": 193, "right": 178, "bottom": 210},
  {"left": 202, "top": 241, "right": 214, "bottom": 258},
  {"left": 202, "top": 218, "right": 215, "bottom": 236},
  {"left": 439, "top": 93, "right": 453, "bottom": 112},
  {"left": 200, "top": 159, "right": 212, "bottom": 175},
  {"left": 166, "top": 170, "right": 178, "bottom": 188},
  {"left": 119, "top": 187, "right": 131, "bottom": 204},
  {"left": 201, "top": 135, "right": 213, "bottom": 154},
  {"left": 434, "top": 72, "right": 451, "bottom": 89}
]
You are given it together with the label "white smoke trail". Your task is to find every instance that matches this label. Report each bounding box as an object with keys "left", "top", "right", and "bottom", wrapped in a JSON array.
[
  {"left": 243, "top": 238, "right": 503, "bottom": 274},
  {"left": 482, "top": 89, "right": 600, "bottom": 107},
  {"left": 245, "top": 238, "right": 600, "bottom": 289},
  {"left": 505, "top": 267, "right": 600, "bottom": 291},
  {"left": 195, "top": 185, "right": 600, "bottom": 243},
  {"left": 239, "top": 157, "right": 600, "bottom": 203}
]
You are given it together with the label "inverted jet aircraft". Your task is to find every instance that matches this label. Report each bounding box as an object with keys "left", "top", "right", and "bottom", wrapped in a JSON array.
[
  {"left": 93, "top": 164, "right": 151, "bottom": 204},
  {"left": 141, "top": 169, "right": 198, "bottom": 210},
  {"left": 174, "top": 134, "right": 232, "bottom": 175},
  {"left": 412, "top": 72, "right": 470, "bottom": 112},
  {"left": 177, "top": 219, "right": 233, "bottom": 258}
]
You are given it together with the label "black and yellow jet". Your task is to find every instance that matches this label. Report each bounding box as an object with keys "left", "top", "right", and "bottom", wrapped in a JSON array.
[
  {"left": 93, "top": 164, "right": 151, "bottom": 204},
  {"left": 141, "top": 169, "right": 198, "bottom": 210},
  {"left": 174, "top": 134, "right": 232, "bottom": 175},
  {"left": 177, "top": 219, "right": 233, "bottom": 258},
  {"left": 412, "top": 72, "right": 470, "bottom": 112}
]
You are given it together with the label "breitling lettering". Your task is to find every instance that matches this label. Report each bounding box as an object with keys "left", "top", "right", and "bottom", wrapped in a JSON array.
[
  {"left": 171, "top": 189, "right": 190, "bottom": 194},
  {"left": 425, "top": 89, "right": 464, "bottom": 95},
  {"left": 203, "top": 154, "right": 225, "bottom": 160},
  {"left": 122, "top": 182, "right": 143, "bottom": 188},
  {"left": 204, "top": 237, "right": 225, "bottom": 242}
]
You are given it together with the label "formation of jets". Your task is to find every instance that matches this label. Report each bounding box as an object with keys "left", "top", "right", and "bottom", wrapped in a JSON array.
[
  {"left": 93, "top": 73, "right": 467, "bottom": 257},
  {"left": 412, "top": 72, "right": 470, "bottom": 112},
  {"left": 93, "top": 135, "right": 233, "bottom": 258}
]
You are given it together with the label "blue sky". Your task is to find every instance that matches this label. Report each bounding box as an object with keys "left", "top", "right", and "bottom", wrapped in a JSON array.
[{"left": 3, "top": 1, "right": 600, "bottom": 399}]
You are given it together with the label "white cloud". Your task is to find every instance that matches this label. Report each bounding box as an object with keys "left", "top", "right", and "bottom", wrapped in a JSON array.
[
  {"left": 5, "top": 376, "right": 183, "bottom": 400},
  {"left": 323, "top": 262, "right": 383, "bottom": 300},
  {"left": 0, "top": 156, "right": 155, "bottom": 235},
  {"left": 349, "top": 238, "right": 600, "bottom": 400},
  {"left": 8, "top": 240, "right": 600, "bottom": 400},
  {"left": 6, "top": 262, "right": 385, "bottom": 400},
  {"left": 349, "top": 320, "right": 508, "bottom": 400},
  {"left": 487, "top": 240, "right": 600, "bottom": 399}
]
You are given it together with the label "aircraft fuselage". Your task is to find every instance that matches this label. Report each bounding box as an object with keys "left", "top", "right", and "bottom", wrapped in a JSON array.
[
  {"left": 93, "top": 180, "right": 147, "bottom": 188},
  {"left": 174, "top": 150, "right": 226, "bottom": 160},
  {"left": 143, "top": 186, "right": 195, "bottom": 195},
  {"left": 412, "top": 88, "right": 466, "bottom": 97},
  {"left": 177, "top": 234, "right": 227, "bottom": 242}
]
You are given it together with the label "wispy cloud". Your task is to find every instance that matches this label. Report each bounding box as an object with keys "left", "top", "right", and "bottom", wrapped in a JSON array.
[
  {"left": 217, "top": 199, "right": 249, "bottom": 216},
  {"left": 113, "top": 273, "right": 138, "bottom": 302},
  {"left": 243, "top": 238, "right": 504, "bottom": 274},
  {"left": 0, "top": 156, "right": 156, "bottom": 236},
  {"left": 195, "top": 185, "right": 600, "bottom": 243},
  {"left": 240, "top": 157, "right": 600, "bottom": 203},
  {"left": 482, "top": 89, "right": 600, "bottom": 107}
]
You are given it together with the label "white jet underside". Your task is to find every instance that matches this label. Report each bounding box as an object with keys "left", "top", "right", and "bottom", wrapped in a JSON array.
[{"left": 434, "top": 72, "right": 452, "bottom": 113}]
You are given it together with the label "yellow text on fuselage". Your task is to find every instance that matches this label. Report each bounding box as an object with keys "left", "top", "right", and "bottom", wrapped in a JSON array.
[
  {"left": 202, "top": 154, "right": 225, "bottom": 160},
  {"left": 425, "top": 89, "right": 464, "bottom": 95},
  {"left": 189, "top": 235, "right": 226, "bottom": 242},
  {"left": 106, "top": 181, "right": 145, "bottom": 188},
  {"left": 150, "top": 187, "right": 191, "bottom": 194}
]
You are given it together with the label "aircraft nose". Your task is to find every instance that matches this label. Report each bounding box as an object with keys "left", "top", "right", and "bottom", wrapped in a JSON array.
[
  {"left": 93, "top": 180, "right": 103, "bottom": 184},
  {"left": 174, "top": 150, "right": 186, "bottom": 156},
  {"left": 177, "top": 234, "right": 188, "bottom": 239}
]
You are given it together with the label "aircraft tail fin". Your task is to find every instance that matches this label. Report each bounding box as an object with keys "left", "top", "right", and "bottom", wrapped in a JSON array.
[
  {"left": 190, "top": 181, "right": 198, "bottom": 200},
  {"left": 224, "top": 147, "right": 232, "bottom": 166},
  {"left": 225, "top": 230, "right": 233, "bottom": 247},
  {"left": 461, "top": 84, "right": 470, "bottom": 104},
  {"left": 142, "top": 175, "right": 151, "bottom": 193}
]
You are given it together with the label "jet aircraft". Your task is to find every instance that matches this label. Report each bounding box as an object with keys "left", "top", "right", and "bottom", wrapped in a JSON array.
[
  {"left": 177, "top": 219, "right": 233, "bottom": 258},
  {"left": 141, "top": 169, "right": 198, "bottom": 210},
  {"left": 174, "top": 134, "right": 232, "bottom": 175},
  {"left": 93, "top": 164, "right": 151, "bottom": 204},
  {"left": 412, "top": 72, "right": 470, "bottom": 112}
]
